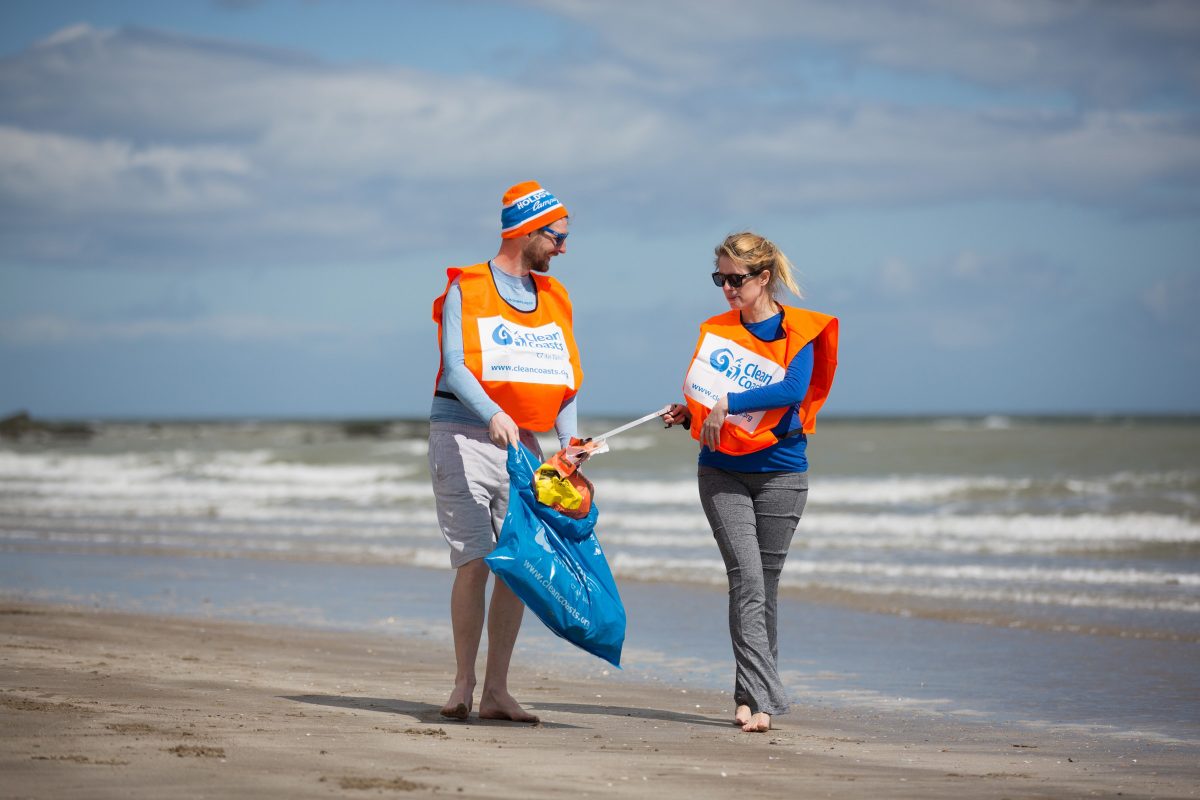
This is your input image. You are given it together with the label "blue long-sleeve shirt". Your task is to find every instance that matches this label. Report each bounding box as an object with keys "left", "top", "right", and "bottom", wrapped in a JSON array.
[
  {"left": 698, "top": 312, "right": 814, "bottom": 473},
  {"left": 430, "top": 263, "right": 578, "bottom": 447}
]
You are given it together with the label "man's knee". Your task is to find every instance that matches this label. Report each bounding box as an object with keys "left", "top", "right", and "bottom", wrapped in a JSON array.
[{"left": 456, "top": 558, "right": 492, "bottom": 586}]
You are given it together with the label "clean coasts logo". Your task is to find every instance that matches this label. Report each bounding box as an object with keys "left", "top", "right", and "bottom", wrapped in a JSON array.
[
  {"left": 684, "top": 332, "right": 780, "bottom": 433},
  {"left": 491, "top": 322, "right": 565, "bottom": 352},
  {"left": 477, "top": 316, "right": 575, "bottom": 387},
  {"left": 709, "top": 348, "right": 774, "bottom": 390}
]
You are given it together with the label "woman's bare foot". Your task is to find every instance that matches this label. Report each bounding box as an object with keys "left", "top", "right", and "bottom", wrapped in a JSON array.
[
  {"left": 440, "top": 681, "right": 474, "bottom": 720},
  {"left": 741, "top": 712, "right": 771, "bottom": 732},
  {"left": 478, "top": 689, "right": 539, "bottom": 724},
  {"left": 734, "top": 705, "right": 752, "bottom": 727}
]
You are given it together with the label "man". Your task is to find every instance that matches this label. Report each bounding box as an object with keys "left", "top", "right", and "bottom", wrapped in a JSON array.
[{"left": 428, "top": 181, "right": 581, "bottom": 723}]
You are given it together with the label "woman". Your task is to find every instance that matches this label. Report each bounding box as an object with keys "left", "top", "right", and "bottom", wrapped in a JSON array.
[{"left": 662, "top": 231, "right": 838, "bottom": 733}]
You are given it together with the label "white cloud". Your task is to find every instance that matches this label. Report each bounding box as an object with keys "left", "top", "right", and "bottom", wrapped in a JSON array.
[
  {"left": 1140, "top": 271, "right": 1200, "bottom": 326},
  {"left": 829, "top": 247, "right": 1083, "bottom": 355},
  {"left": 0, "top": 16, "right": 1196, "bottom": 268},
  {"left": 928, "top": 313, "right": 1001, "bottom": 350},
  {"left": 950, "top": 251, "right": 985, "bottom": 280},
  {"left": 0, "top": 125, "right": 252, "bottom": 214},
  {"left": 33, "top": 23, "right": 112, "bottom": 49},
  {"left": 0, "top": 313, "right": 341, "bottom": 344},
  {"left": 879, "top": 258, "right": 916, "bottom": 295},
  {"left": 533, "top": 0, "right": 1200, "bottom": 105},
  {"left": 729, "top": 107, "right": 1200, "bottom": 208}
]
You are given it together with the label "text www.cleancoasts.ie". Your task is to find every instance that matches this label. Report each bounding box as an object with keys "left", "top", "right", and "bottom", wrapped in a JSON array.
[
  {"left": 522, "top": 560, "right": 589, "bottom": 628},
  {"left": 491, "top": 364, "right": 569, "bottom": 378}
]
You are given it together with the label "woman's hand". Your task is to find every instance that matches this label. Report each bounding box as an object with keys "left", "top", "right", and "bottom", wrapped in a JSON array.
[
  {"left": 700, "top": 396, "right": 729, "bottom": 451},
  {"left": 661, "top": 403, "right": 691, "bottom": 429},
  {"left": 488, "top": 411, "right": 520, "bottom": 449}
]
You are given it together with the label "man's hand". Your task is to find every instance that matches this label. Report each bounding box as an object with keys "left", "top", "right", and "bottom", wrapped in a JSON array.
[
  {"left": 700, "top": 396, "right": 728, "bottom": 451},
  {"left": 488, "top": 411, "right": 520, "bottom": 449}
]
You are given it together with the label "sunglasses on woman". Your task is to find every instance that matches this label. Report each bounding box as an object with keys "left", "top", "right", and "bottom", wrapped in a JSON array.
[{"left": 711, "top": 266, "right": 766, "bottom": 288}]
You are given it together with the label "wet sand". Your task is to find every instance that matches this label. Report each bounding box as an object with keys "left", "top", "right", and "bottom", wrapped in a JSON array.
[{"left": 1, "top": 602, "right": 1196, "bottom": 799}]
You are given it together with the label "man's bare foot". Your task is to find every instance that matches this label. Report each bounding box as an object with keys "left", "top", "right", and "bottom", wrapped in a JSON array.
[
  {"left": 741, "top": 712, "right": 771, "bottom": 732},
  {"left": 440, "top": 702, "right": 469, "bottom": 720},
  {"left": 440, "top": 683, "right": 474, "bottom": 720},
  {"left": 478, "top": 690, "right": 539, "bottom": 724},
  {"left": 734, "top": 705, "right": 752, "bottom": 727}
]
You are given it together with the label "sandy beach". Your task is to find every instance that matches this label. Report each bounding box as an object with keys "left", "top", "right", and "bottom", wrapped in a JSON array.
[{"left": 1, "top": 602, "right": 1196, "bottom": 799}]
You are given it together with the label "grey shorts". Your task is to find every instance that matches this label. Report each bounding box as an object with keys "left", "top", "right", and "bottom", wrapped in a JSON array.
[{"left": 427, "top": 421, "right": 543, "bottom": 568}]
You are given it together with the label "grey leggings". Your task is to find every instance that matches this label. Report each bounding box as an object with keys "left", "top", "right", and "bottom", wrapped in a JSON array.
[{"left": 698, "top": 466, "right": 809, "bottom": 716}]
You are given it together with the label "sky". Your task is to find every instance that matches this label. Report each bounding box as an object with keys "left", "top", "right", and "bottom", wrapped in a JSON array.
[{"left": 1, "top": 0, "right": 1198, "bottom": 419}]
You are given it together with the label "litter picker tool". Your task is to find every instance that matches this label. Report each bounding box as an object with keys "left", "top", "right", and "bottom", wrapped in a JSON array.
[
  {"left": 588, "top": 405, "right": 674, "bottom": 449},
  {"left": 535, "top": 405, "right": 673, "bottom": 519},
  {"left": 542, "top": 405, "right": 672, "bottom": 477}
]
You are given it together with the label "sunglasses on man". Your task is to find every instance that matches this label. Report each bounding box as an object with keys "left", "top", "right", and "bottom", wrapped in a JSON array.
[{"left": 539, "top": 226, "right": 569, "bottom": 246}]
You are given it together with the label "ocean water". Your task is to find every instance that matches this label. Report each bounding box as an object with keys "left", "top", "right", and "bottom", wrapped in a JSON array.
[{"left": 2, "top": 416, "right": 1199, "bottom": 743}]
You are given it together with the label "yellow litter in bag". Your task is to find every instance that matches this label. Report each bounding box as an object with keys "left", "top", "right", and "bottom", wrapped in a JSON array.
[{"left": 534, "top": 465, "right": 584, "bottom": 511}]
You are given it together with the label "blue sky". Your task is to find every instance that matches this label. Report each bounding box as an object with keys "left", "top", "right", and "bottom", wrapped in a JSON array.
[{"left": 1, "top": 0, "right": 1198, "bottom": 419}]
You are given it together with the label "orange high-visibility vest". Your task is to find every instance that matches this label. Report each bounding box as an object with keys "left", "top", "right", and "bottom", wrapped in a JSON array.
[
  {"left": 683, "top": 306, "right": 838, "bottom": 455},
  {"left": 433, "top": 263, "right": 583, "bottom": 432}
]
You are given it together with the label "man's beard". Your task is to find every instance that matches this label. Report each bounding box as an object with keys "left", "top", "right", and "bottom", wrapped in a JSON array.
[{"left": 522, "top": 242, "right": 552, "bottom": 273}]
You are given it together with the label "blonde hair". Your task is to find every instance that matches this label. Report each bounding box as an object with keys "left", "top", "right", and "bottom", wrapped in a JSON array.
[{"left": 714, "top": 231, "right": 802, "bottom": 300}]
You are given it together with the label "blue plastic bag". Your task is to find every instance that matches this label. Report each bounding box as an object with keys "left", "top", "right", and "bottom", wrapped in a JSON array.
[{"left": 485, "top": 442, "right": 626, "bottom": 667}]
